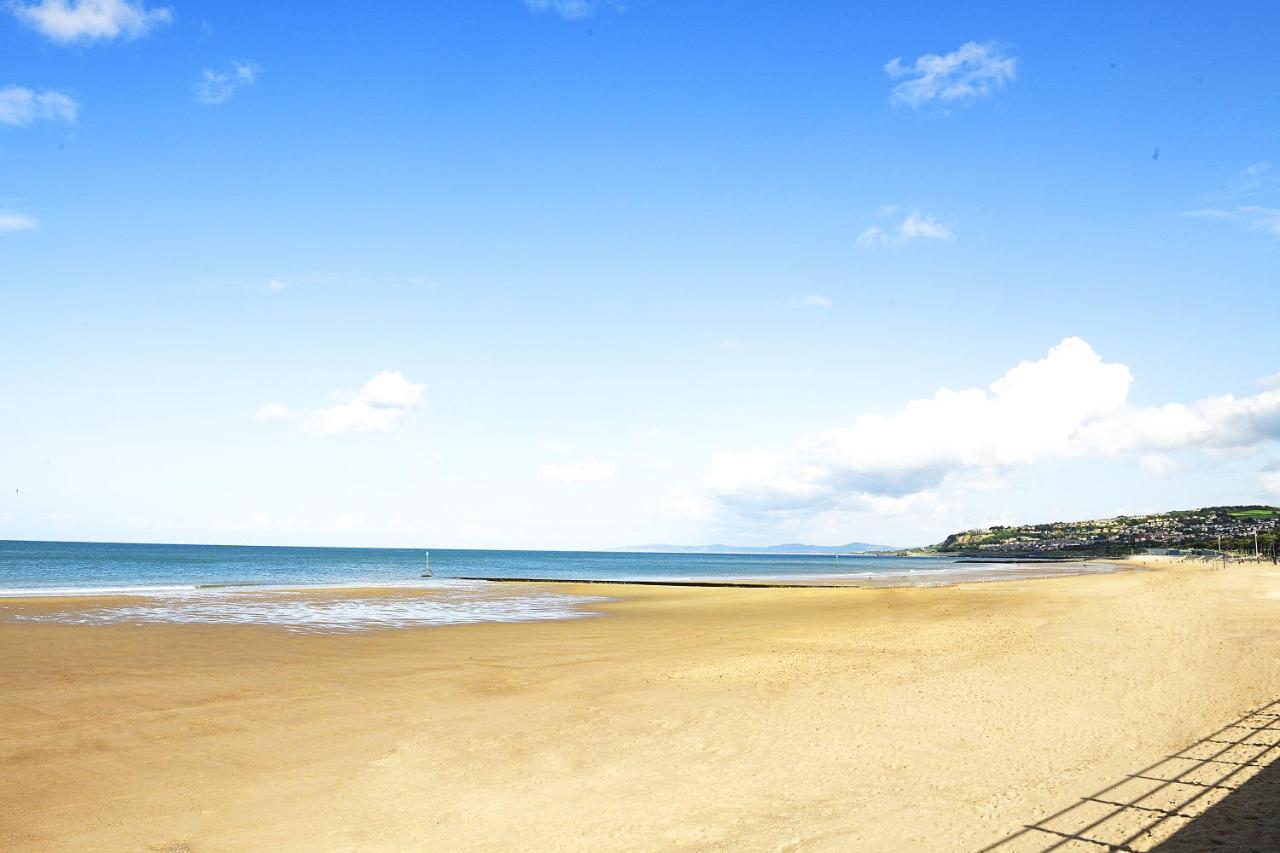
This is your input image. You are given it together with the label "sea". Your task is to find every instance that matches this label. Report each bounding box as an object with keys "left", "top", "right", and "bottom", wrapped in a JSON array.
[{"left": 0, "top": 540, "right": 1118, "bottom": 633}]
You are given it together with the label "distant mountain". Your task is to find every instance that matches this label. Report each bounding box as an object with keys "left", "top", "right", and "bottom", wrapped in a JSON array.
[
  {"left": 933, "top": 505, "right": 1280, "bottom": 557},
  {"left": 610, "top": 542, "right": 895, "bottom": 555}
]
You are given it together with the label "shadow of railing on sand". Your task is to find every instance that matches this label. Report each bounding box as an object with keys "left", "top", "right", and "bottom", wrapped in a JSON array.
[{"left": 978, "top": 698, "right": 1280, "bottom": 852}]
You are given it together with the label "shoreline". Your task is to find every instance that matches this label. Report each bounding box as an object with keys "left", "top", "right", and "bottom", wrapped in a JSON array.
[
  {"left": 0, "top": 557, "right": 1136, "bottom": 604},
  {"left": 455, "top": 558, "right": 1127, "bottom": 589}
]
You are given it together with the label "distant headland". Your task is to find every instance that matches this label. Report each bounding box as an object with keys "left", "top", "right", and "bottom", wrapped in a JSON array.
[{"left": 925, "top": 505, "right": 1280, "bottom": 558}]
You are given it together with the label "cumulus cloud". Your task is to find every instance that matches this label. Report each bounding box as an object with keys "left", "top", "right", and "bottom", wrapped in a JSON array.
[
  {"left": 0, "top": 210, "right": 38, "bottom": 233},
  {"left": 857, "top": 209, "right": 953, "bottom": 248},
  {"left": 195, "top": 62, "right": 259, "bottom": 106},
  {"left": 1184, "top": 206, "right": 1280, "bottom": 240},
  {"left": 257, "top": 371, "right": 427, "bottom": 436},
  {"left": 696, "top": 337, "right": 1280, "bottom": 517},
  {"left": 540, "top": 456, "right": 617, "bottom": 484},
  {"left": 524, "top": 0, "right": 619, "bottom": 19},
  {"left": 306, "top": 371, "right": 426, "bottom": 435},
  {"left": 0, "top": 86, "right": 77, "bottom": 126},
  {"left": 885, "top": 41, "right": 1017, "bottom": 108},
  {"left": 9, "top": 0, "right": 172, "bottom": 43}
]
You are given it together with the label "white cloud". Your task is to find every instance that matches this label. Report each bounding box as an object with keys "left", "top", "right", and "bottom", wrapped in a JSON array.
[
  {"left": 885, "top": 41, "right": 1017, "bottom": 109},
  {"left": 801, "top": 293, "right": 833, "bottom": 308},
  {"left": 0, "top": 210, "right": 38, "bottom": 233},
  {"left": 9, "top": 0, "right": 172, "bottom": 43},
  {"left": 257, "top": 371, "right": 426, "bottom": 436},
  {"left": 1071, "top": 390, "right": 1280, "bottom": 457},
  {"left": 857, "top": 210, "right": 954, "bottom": 248},
  {"left": 1260, "top": 372, "right": 1280, "bottom": 389},
  {"left": 195, "top": 62, "right": 259, "bottom": 106},
  {"left": 1184, "top": 206, "right": 1280, "bottom": 239},
  {"left": 696, "top": 337, "right": 1280, "bottom": 517},
  {"left": 305, "top": 371, "right": 427, "bottom": 435},
  {"left": 524, "top": 0, "right": 618, "bottom": 19},
  {"left": 0, "top": 86, "right": 78, "bottom": 126},
  {"left": 540, "top": 456, "right": 617, "bottom": 484},
  {"left": 265, "top": 278, "right": 288, "bottom": 292}
]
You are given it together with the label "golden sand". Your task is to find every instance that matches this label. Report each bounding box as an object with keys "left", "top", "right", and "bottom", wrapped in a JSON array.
[{"left": 3, "top": 560, "right": 1280, "bottom": 851}]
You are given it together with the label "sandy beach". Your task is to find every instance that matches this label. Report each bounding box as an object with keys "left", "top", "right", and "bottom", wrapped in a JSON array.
[{"left": 3, "top": 558, "right": 1280, "bottom": 851}]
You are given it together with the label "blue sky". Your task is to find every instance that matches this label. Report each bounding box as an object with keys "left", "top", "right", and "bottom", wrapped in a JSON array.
[{"left": 3, "top": 0, "right": 1279, "bottom": 549}]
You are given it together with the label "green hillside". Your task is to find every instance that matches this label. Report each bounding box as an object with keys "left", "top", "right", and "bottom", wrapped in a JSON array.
[{"left": 934, "top": 505, "right": 1280, "bottom": 557}]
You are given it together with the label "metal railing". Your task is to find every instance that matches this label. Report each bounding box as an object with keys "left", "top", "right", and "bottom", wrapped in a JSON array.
[{"left": 979, "top": 698, "right": 1280, "bottom": 851}]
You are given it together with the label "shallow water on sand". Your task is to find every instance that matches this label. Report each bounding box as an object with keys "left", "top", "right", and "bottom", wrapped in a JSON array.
[
  {"left": 10, "top": 580, "right": 610, "bottom": 633},
  {"left": 0, "top": 539, "right": 1115, "bottom": 594},
  {"left": 0, "top": 540, "right": 1120, "bottom": 631}
]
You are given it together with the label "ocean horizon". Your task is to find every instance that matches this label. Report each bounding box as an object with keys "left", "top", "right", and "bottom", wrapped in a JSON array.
[
  {"left": 0, "top": 538, "right": 1121, "bottom": 634},
  {"left": 0, "top": 538, "right": 1119, "bottom": 596}
]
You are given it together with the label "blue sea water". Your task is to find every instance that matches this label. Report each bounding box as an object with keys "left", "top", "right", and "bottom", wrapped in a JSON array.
[
  {"left": 0, "top": 540, "right": 1117, "bottom": 633},
  {"left": 4, "top": 539, "right": 1028, "bottom": 594}
]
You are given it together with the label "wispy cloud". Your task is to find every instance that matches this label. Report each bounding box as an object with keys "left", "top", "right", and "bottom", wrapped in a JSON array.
[
  {"left": 1185, "top": 161, "right": 1280, "bottom": 239},
  {"left": 885, "top": 41, "right": 1017, "bottom": 109},
  {"left": 1184, "top": 206, "right": 1280, "bottom": 239},
  {"left": 0, "top": 86, "right": 77, "bottom": 126},
  {"left": 0, "top": 210, "right": 38, "bottom": 233},
  {"left": 1184, "top": 160, "right": 1280, "bottom": 239},
  {"left": 801, "top": 293, "right": 833, "bottom": 309},
  {"left": 857, "top": 209, "right": 954, "bottom": 248},
  {"left": 539, "top": 456, "right": 618, "bottom": 484},
  {"left": 9, "top": 0, "right": 172, "bottom": 43},
  {"left": 1211, "top": 161, "right": 1276, "bottom": 200},
  {"left": 195, "top": 62, "right": 259, "bottom": 106},
  {"left": 258, "top": 371, "right": 427, "bottom": 436},
  {"left": 524, "top": 0, "right": 620, "bottom": 20}
]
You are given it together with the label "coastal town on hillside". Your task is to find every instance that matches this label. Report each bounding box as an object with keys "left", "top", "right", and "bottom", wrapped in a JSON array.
[{"left": 932, "top": 505, "right": 1280, "bottom": 558}]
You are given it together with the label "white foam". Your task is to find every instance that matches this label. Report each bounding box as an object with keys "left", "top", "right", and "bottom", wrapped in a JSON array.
[
  {"left": 0, "top": 578, "right": 483, "bottom": 599},
  {"left": 0, "top": 584, "right": 201, "bottom": 598},
  {"left": 10, "top": 585, "right": 610, "bottom": 633}
]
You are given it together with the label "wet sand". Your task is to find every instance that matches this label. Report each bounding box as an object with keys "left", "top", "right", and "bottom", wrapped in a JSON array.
[{"left": 3, "top": 559, "right": 1280, "bottom": 851}]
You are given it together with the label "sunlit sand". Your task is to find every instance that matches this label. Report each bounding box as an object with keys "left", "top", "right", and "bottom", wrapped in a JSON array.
[{"left": 3, "top": 558, "right": 1280, "bottom": 850}]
